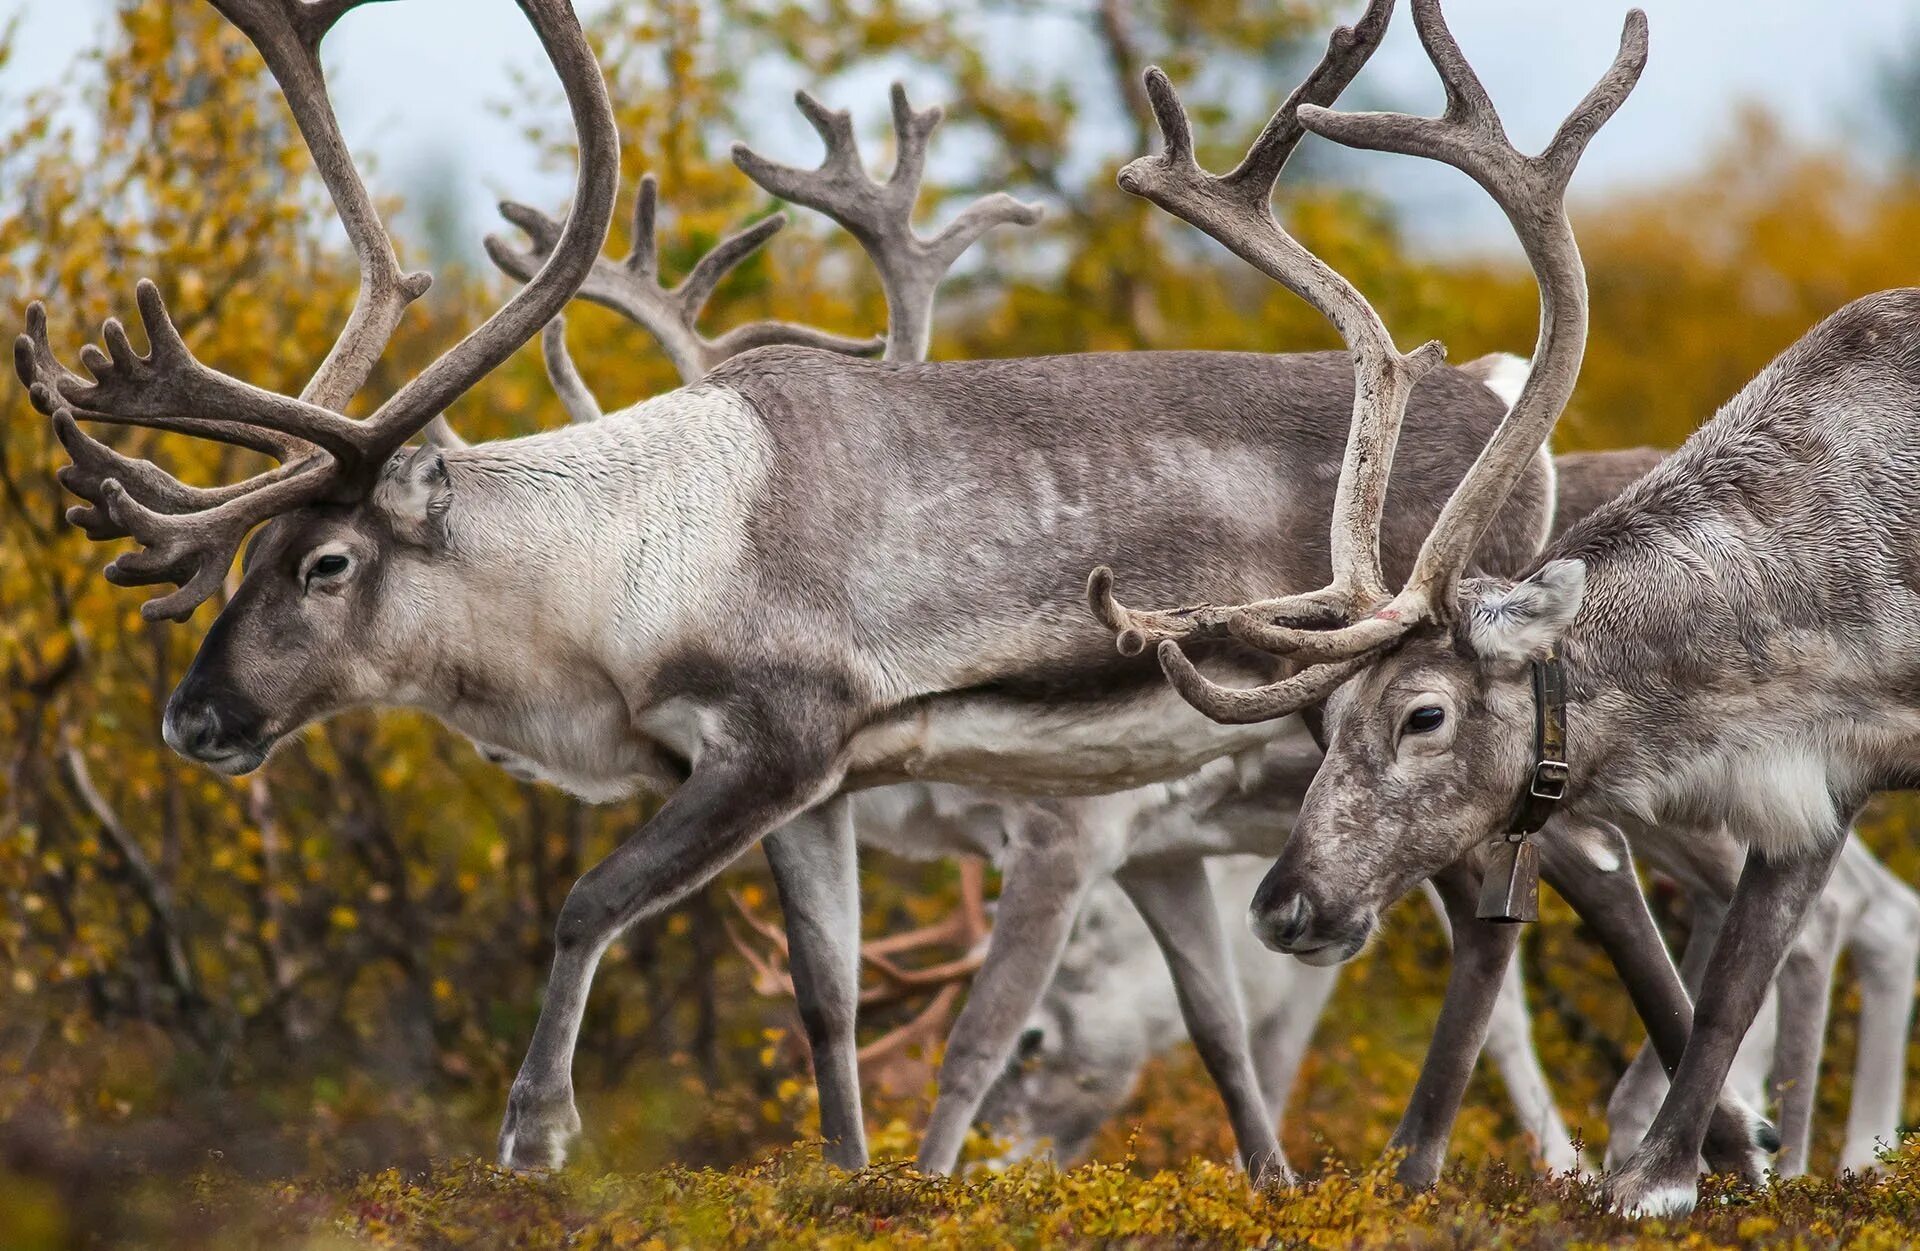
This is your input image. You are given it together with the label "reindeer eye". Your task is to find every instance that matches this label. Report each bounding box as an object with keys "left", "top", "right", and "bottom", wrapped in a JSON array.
[
  {"left": 1405, "top": 706, "right": 1446, "bottom": 734},
  {"left": 307, "top": 553, "right": 351, "bottom": 583}
]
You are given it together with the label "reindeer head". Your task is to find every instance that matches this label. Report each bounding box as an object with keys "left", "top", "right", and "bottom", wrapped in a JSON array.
[
  {"left": 1254, "top": 562, "right": 1587, "bottom": 959},
  {"left": 1091, "top": 0, "right": 1647, "bottom": 960},
  {"left": 976, "top": 881, "right": 1157, "bottom": 1164}
]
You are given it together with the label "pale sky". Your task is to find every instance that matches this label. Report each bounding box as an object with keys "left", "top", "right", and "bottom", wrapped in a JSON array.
[{"left": 8, "top": 1, "right": 1915, "bottom": 260}]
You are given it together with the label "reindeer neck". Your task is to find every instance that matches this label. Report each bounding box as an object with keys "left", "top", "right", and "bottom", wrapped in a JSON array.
[{"left": 401, "top": 386, "right": 771, "bottom": 742}]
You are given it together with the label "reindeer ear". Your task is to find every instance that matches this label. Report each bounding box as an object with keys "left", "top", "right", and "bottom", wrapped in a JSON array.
[
  {"left": 373, "top": 446, "right": 451, "bottom": 547},
  {"left": 1467, "top": 559, "right": 1585, "bottom": 663}
]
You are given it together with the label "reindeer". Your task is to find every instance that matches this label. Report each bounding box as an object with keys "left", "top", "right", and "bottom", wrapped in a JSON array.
[
  {"left": 18, "top": 0, "right": 1727, "bottom": 1186},
  {"left": 1459, "top": 464, "right": 1918, "bottom": 1180},
  {"left": 1090, "top": 0, "right": 1920, "bottom": 1215},
  {"left": 975, "top": 857, "right": 1585, "bottom": 1173}
]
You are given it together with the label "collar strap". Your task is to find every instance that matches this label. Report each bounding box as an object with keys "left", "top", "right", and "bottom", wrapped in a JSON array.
[
  {"left": 1476, "top": 648, "right": 1566, "bottom": 924},
  {"left": 1509, "top": 649, "right": 1568, "bottom": 836}
]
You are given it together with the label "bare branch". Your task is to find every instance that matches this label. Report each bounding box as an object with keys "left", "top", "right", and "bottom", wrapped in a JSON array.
[{"left": 60, "top": 736, "right": 199, "bottom": 1007}]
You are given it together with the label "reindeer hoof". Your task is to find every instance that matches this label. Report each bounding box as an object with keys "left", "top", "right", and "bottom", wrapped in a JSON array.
[
  {"left": 1606, "top": 1171, "right": 1699, "bottom": 1219},
  {"left": 1701, "top": 1097, "right": 1776, "bottom": 1183},
  {"left": 1606, "top": 1141, "right": 1705, "bottom": 1217},
  {"left": 497, "top": 1081, "right": 582, "bottom": 1171}
]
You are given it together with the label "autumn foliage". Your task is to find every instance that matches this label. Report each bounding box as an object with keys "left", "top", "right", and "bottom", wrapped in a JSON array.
[{"left": 4, "top": 3, "right": 1920, "bottom": 1248}]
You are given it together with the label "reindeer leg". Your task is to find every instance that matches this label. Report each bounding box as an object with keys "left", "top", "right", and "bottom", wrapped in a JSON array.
[
  {"left": 763, "top": 796, "right": 867, "bottom": 1169},
  {"left": 499, "top": 728, "right": 842, "bottom": 1171},
  {"left": 1481, "top": 938, "right": 1584, "bottom": 1175},
  {"left": 1841, "top": 851, "right": 1920, "bottom": 1172},
  {"left": 1250, "top": 963, "right": 1339, "bottom": 1128},
  {"left": 1537, "top": 823, "right": 1778, "bottom": 1182},
  {"left": 917, "top": 803, "right": 1102, "bottom": 1175},
  {"left": 1388, "top": 862, "right": 1521, "bottom": 1190},
  {"left": 1605, "top": 891, "right": 1725, "bottom": 1169},
  {"left": 1116, "top": 856, "right": 1290, "bottom": 1183},
  {"left": 1768, "top": 888, "right": 1844, "bottom": 1177},
  {"left": 1606, "top": 833, "right": 1846, "bottom": 1217}
]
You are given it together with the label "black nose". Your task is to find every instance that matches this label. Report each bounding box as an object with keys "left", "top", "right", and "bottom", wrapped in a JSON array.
[
  {"left": 163, "top": 702, "right": 226, "bottom": 759},
  {"left": 1255, "top": 893, "right": 1315, "bottom": 952}
]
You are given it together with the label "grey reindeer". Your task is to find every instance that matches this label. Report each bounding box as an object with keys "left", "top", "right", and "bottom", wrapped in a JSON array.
[
  {"left": 1088, "top": 0, "right": 1753, "bottom": 1194},
  {"left": 1453, "top": 471, "right": 1920, "bottom": 1182},
  {"left": 976, "top": 860, "right": 1585, "bottom": 1175},
  {"left": 21, "top": 0, "right": 1688, "bottom": 1186},
  {"left": 1094, "top": 0, "right": 1920, "bottom": 1216}
]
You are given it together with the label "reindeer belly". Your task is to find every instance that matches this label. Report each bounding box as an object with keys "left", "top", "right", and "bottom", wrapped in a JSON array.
[{"left": 841, "top": 683, "right": 1286, "bottom": 796}]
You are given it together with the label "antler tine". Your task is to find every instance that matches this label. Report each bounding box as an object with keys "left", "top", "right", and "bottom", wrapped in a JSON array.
[
  {"left": 209, "top": 0, "right": 432, "bottom": 412},
  {"left": 351, "top": 0, "right": 618, "bottom": 459},
  {"left": 540, "top": 318, "right": 603, "bottom": 424},
  {"left": 50, "top": 413, "right": 311, "bottom": 544},
  {"left": 23, "top": 282, "right": 367, "bottom": 460},
  {"left": 1143, "top": 3, "right": 1647, "bottom": 727},
  {"left": 1298, "top": 1, "right": 1648, "bottom": 615},
  {"left": 84, "top": 438, "right": 344, "bottom": 621},
  {"left": 732, "top": 81, "right": 1044, "bottom": 363},
  {"left": 488, "top": 173, "right": 884, "bottom": 386},
  {"left": 726, "top": 879, "right": 985, "bottom": 1009},
  {"left": 1157, "top": 643, "right": 1371, "bottom": 726}
]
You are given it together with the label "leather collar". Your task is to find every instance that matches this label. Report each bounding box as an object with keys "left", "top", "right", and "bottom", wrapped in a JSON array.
[{"left": 1475, "top": 649, "right": 1566, "bottom": 923}]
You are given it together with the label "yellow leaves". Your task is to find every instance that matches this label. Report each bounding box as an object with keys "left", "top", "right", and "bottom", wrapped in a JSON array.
[
  {"left": 11, "top": 969, "right": 34, "bottom": 994},
  {"left": 328, "top": 905, "right": 358, "bottom": 931}
]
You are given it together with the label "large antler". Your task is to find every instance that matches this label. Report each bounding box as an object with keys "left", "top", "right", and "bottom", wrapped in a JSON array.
[
  {"left": 17, "top": 0, "right": 620, "bottom": 621},
  {"left": 1100, "top": 0, "right": 1647, "bottom": 725},
  {"left": 486, "top": 172, "right": 884, "bottom": 387},
  {"left": 732, "top": 82, "right": 1044, "bottom": 362}
]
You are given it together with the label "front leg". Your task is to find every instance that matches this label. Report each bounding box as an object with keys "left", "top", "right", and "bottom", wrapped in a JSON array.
[
  {"left": 764, "top": 796, "right": 867, "bottom": 1169},
  {"left": 1388, "top": 861, "right": 1521, "bottom": 1190},
  {"left": 1768, "top": 887, "right": 1844, "bottom": 1177},
  {"left": 1117, "top": 856, "right": 1290, "bottom": 1183},
  {"left": 1604, "top": 889, "right": 1729, "bottom": 1168},
  {"left": 917, "top": 803, "right": 1100, "bottom": 1175},
  {"left": 1607, "top": 834, "right": 1846, "bottom": 1217},
  {"left": 1538, "top": 823, "right": 1777, "bottom": 1181},
  {"left": 499, "top": 716, "right": 843, "bottom": 1171}
]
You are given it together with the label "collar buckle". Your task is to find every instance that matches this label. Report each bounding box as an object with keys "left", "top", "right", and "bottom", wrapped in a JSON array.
[{"left": 1528, "top": 758, "right": 1569, "bottom": 802}]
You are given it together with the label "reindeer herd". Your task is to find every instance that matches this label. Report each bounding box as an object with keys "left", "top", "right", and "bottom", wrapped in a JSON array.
[{"left": 15, "top": 0, "right": 1920, "bottom": 1221}]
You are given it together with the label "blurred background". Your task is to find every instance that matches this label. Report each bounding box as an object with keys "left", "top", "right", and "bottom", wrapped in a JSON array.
[{"left": 5, "top": 0, "right": 1920, "bottom": 1243}]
